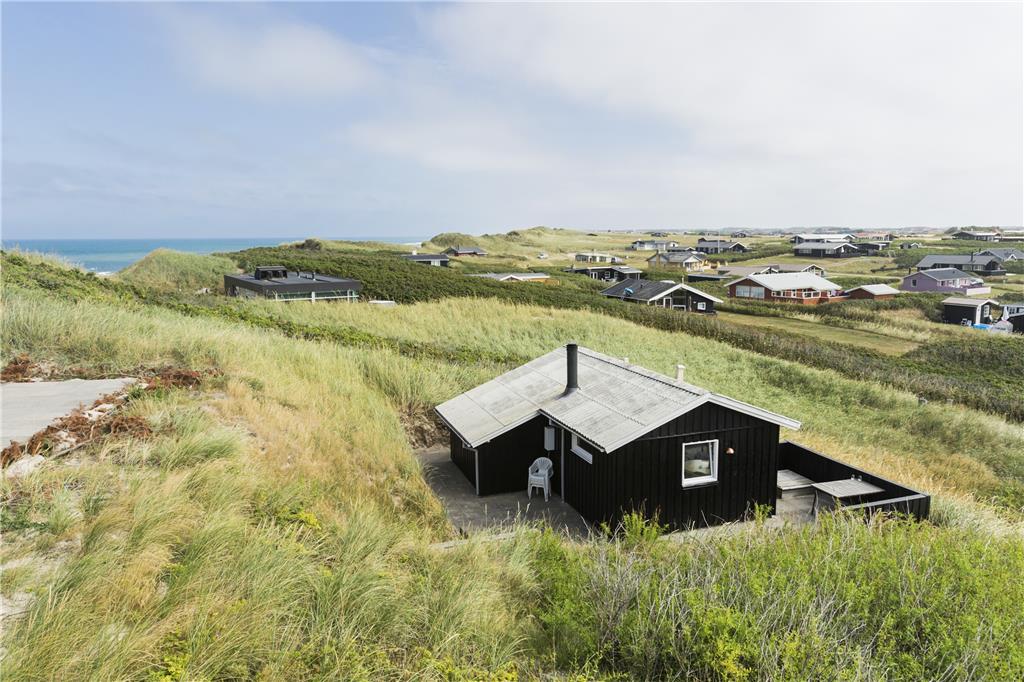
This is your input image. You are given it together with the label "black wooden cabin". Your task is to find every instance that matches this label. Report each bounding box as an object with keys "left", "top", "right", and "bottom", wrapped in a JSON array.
[
  {"left": 558, "top": 401, "right": 780, "bottom": 528},
  {"left": 224, "top": 267, "right": 362, "bottom": 302},
  {"left": 599, "top": 279, "right": 721, "bottom": 314},
  {"left": 437, "top": 344, "right": 801, "bottom": 530},
  {"left": 941, "top": 297, "right": 998, "bottom": 326}
]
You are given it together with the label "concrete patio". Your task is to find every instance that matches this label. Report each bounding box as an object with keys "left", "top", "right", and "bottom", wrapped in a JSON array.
[
  {"left": 2, "top": 378, "right": 137, "bottom": 449},
  {"left": 416, "top": 446, "right": 591, "bottom": 538}
]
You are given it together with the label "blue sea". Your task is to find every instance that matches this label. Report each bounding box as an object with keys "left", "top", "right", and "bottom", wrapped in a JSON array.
[{"left": 1, "top": 237, "right": 424, "bottom": 273}]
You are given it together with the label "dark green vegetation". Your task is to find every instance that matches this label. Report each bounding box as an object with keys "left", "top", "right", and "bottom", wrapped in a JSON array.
[
  {"left": 707, "top": 241, "right": 793, "bottom": 262},
  {"left": 226, "top": 246, "right": 1024, "bottom": 421},
  {"left": 891, "top": 241, "right": 1024, "bottom": 272},
  {"left": 536, "top": 515, "right": 1024, "bottom": 680},
  {"left": 118, "top": 249, "right": 239, "bottom": 293},
  {"left": 6, "top": 248, "right": 1024, "bottom": 422}
]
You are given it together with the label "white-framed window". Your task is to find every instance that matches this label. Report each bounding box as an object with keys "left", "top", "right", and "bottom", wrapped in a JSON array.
[
  {"left": 696, "top": 301, "right": 706, "bottom": 311},
  {"left": 736, "top": 284, "right": 764, "bottom": 299},
  {"left": 571, "top": 434, "right": 596, "bottom": 464},
  {"left": 682, "top": 439, "right": 718, "bottom": 487}
]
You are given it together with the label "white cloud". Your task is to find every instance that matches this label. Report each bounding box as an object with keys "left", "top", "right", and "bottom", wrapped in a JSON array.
[
  {"left": 343, "top": 81, "right": 564, "bottom": 174},
  {"left": 159, "top": 7, "right": 375, "bottom": 97},
  {"left": 414, "top": 2, "right": 1023, "bottom": 227}
]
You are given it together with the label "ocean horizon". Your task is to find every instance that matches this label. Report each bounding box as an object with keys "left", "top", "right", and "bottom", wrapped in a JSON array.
[{"left": 1, "top": 236, "right": 426, "bottom": 273}]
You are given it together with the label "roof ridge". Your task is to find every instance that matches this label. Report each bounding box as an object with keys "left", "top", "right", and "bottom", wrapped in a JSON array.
[{"left": 578, "top": 347, "right": 707, "bottom": 398}]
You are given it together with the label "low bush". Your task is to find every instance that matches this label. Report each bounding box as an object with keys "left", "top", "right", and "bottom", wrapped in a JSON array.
[
  {"left": 531, "top": 515, "right": 1024, "bottom": 680},
  {"left": 118, "top": 249, "right": 238, "bottom": 293}
]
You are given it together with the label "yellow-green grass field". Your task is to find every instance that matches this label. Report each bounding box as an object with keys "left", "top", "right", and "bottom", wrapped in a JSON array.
[
  {"left": 714, "top": 310, "right": 922, "bottom": 355},
  {"left": 3, "top": 252, "right": 1024, "bottom": 680},
  {"left": 322, "top": 226, "right": 787, "bottom": 272},
  {"left": 241, "top": 295, "right": 1024, "bottom": 511},
  {"left": 117, "top": 249, "right": 239, "bottom": 293},
  {"left": 740, "top": 253, "right": 899, "bottom": 276}
]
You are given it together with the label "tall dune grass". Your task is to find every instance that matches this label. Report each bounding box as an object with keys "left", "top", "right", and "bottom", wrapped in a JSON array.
[
  {"left": 116, "top": 248, "right": 238, "bottom": 293},
  {"left": 3, "top": 263, "right": 1024, "bottom": 679},
  {"left": 243, "top": 296, "right": 1024, "bottom": 512},
  {"left": 1, "top": 292, "right": 538, "bottom": 679}
]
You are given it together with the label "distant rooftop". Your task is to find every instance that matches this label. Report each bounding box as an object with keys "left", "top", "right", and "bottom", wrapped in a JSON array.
[
  {"left": 916, "top": 254, "right": 999, "bottom": 267},
  {"left": 942, "top": 297, "right": 999, "bottom": 307},
  {"left": 469, "top": 272, "right": 550, "bottom": 281},
  {"left": 793, "top": 241, "right": 858, "bottom": 252},
  {"left": 913, "top": 268, "right": 981, "bottom": 281},
  {"left": 230, "top": 268, "right": 358, "bottom": 287},
  {"left": 726, "top": 272, "right": 842, "bottom": 291},
  {"left": 847, "top": 284, "right": 901, "bottom": 296},
  {"left": 401, "top": 253, "right": 449, "bottom": 261}
]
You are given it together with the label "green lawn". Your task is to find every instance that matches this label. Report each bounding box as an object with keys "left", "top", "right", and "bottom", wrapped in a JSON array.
[
  {"left": 739, "top": 253, "right": 897, "bottom": 275},
  {"left": 715, "top": 310, "right": 921, "bottom": 355}
]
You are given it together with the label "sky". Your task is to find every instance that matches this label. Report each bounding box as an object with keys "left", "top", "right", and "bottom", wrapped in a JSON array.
[{"left": 2, "top": 1, "right": 1022, "bottom": 239}]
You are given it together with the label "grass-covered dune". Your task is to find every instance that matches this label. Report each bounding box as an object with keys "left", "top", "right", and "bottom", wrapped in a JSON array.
[
  {"left": 117, "top": 248, "right": 238, "bottom": 293},
  {"left": 2, "top": 255, "right": 1024, "bottom": 679},
  {"left": 222, "top": 246, "right": 1024, "bottom": 421},
  {"left": 250, "top": 296, "right": 1024, "bottom": 513}
]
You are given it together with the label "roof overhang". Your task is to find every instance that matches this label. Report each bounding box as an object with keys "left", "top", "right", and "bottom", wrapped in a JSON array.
[{"left": 437, "top": 386, "right": 801, "bottom": 451}]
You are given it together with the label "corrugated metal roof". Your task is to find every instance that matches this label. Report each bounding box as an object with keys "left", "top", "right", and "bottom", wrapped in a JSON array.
[
  {"left": 436, "top": 346, "right": 800, "bottom": 452},
  {"left": 942, "top": 297, "right": 999, "bottom": 307}
]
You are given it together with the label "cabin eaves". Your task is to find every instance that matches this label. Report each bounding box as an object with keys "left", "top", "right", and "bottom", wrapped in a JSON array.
[{"left": 942, "top": 297, "right": 999, "bottom": 308}]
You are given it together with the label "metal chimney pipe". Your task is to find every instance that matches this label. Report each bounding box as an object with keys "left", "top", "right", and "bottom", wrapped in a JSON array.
[
  {"left": 564, "top": 343, "right": 579, "bottom": 395},
  {"left": 676, "top": 364, "right": 686, "bottom": 382}
]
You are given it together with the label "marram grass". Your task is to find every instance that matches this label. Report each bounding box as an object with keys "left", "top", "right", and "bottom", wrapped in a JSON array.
[{"left": 2, "top": 260, "right": 1023, "bottom": 680}]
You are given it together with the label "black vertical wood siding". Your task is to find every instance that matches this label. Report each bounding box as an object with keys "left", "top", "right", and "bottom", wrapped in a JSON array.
[
  {"left": 448, "top": 404, "right": 780, "bottom": 530},
  {"left": 670, "top": 290, "right": 716, "bottom": 314},
  {"left": 562, "top": 428, "right": 599, "bottom": 520},
  {"left": 449, "top": 431, "right": 476, "bottom": 491},
  {"left": 942, "top": 304, "right": 980, "bottom": 325},
  {"left": 472, "top": 416, "right": 560, "bottom": 496},
  {"left": 592, "top": 403, "right": 779, "bottom": 530}
]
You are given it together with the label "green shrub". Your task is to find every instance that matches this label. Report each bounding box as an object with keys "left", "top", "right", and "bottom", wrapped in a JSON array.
[{"left": 118, "top": 249, "right": 237, "bottom": 293}]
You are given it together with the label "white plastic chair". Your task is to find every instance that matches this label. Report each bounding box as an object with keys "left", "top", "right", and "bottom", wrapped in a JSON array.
[{"left": 528, "top": 457, "right": 554, "bottom": 501}]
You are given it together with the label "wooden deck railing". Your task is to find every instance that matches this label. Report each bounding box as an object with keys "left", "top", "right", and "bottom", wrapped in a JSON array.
[{"left": 780, "top": 441, "right": 931, "bottom": 521}]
